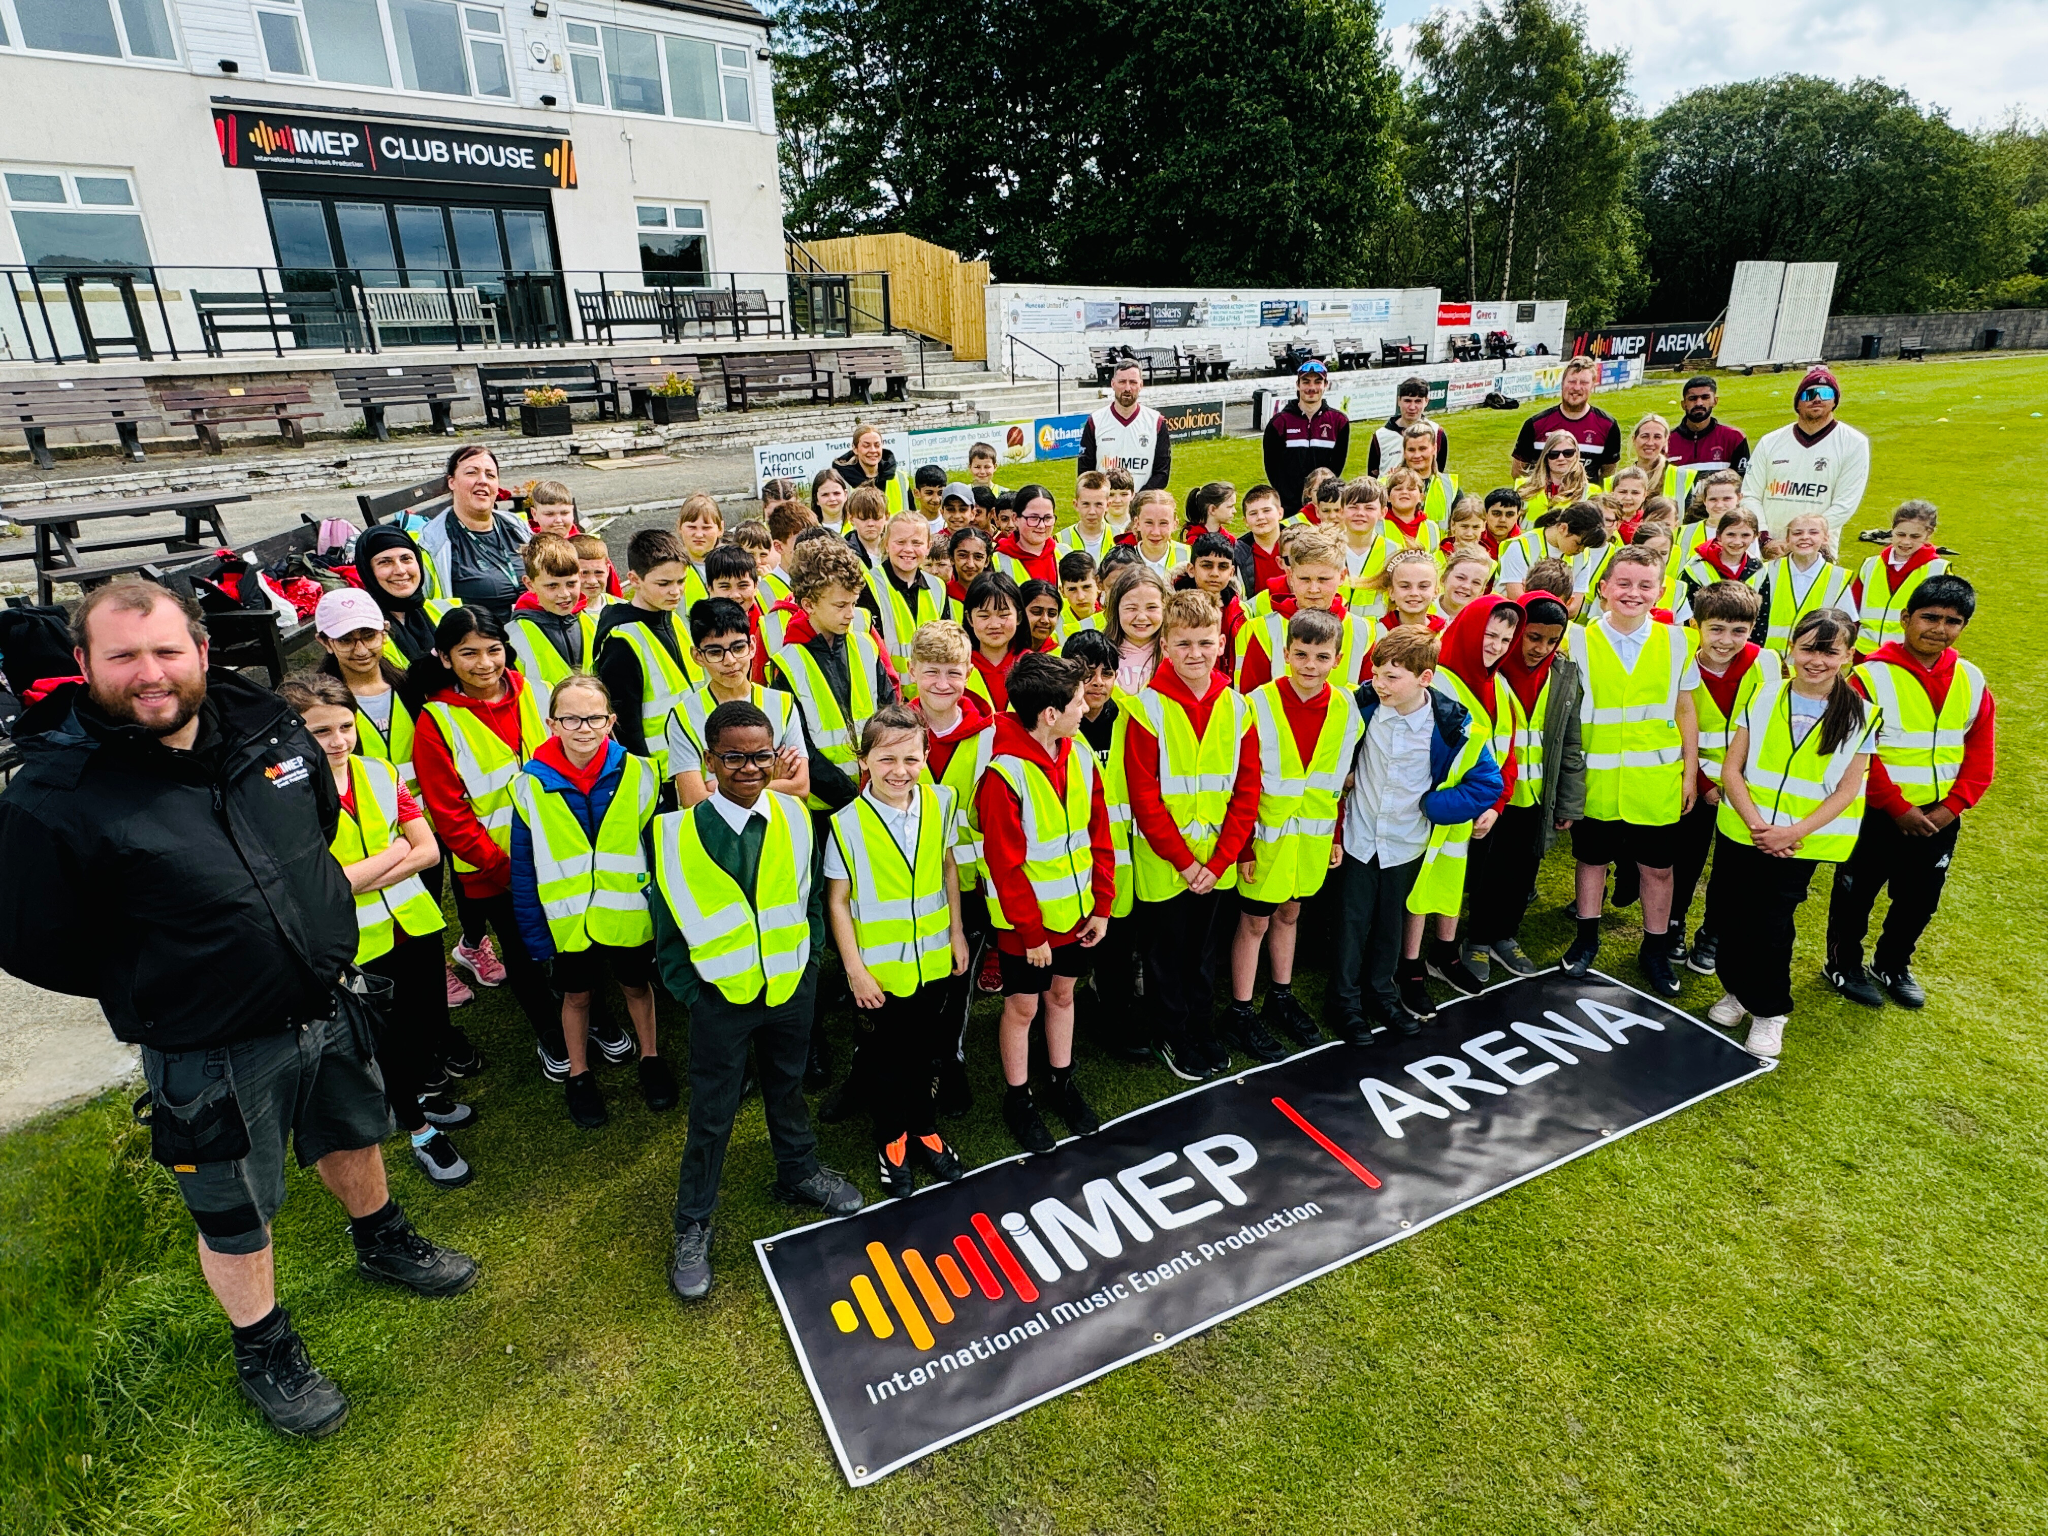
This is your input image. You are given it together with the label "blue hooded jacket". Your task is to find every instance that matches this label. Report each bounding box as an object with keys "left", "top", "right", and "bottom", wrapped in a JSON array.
[
  {"left": 510, "top": 738, "right": 635, "bottom": 963},
  {"left": 1352, "top": 682, "right": 1503, "bottom": 826}
]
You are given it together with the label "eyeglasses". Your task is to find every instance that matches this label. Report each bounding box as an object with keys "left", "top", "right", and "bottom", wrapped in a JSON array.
[
  {"left": 713, "top": 749, "right": 778, "bottom": 770},
  {"left": 696, "top": 639, "right": 752, "bottom": 663},
  {"left": 551, "top": 714, "right": 612, "bottom": 731},
  {"left": 329, "top": 631, "right": 383, "bottom": 649},
  {"left": 1018, "top": 512, "right": 1055, "bottom": 525}
]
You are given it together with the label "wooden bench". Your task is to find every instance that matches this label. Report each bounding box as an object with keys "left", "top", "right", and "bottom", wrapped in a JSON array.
[
  {"left": 576, "top": 289, "right": 688, "bottom": 343},
  {"left": 159, "top": 382, "right": 325, "bottom": 454},
  {"left": 1088, "top": 346, "right": 1129, "bottom": 385},
  {"left": 0, "top": 377, "right": 160, "bottom": 469},
  {"left": 1380, "top": 335, "right": 1428, "bottom": 367},
  {"left": 1132, "top": 346, "right": 1187, "bottom": 383},
  {"left": 607, "top": 357, "right": 704, "bottom": 418},
  {"left": 1266, "top": 337, "right": 1325, "bottom": 374},
  {"left": 6, "top": 490, "right": 250, "bottom": 604},
  {"left": 1447, "top": 331, "right": 1484, "bottom": 363},
  {"left": 164, "top": 520, "right": 324, "bottom": 685},
  {"left": 358, "top": 473, "right": 450, "bottom": 529},
  {"left": 830, "top": 346, "right": 911, "bottom": 403},
  {"left": 719, "top": 351, "right": 830, "bottom": 410},
  {"left": 332, "top": 364, "right": 469, "bottom": 440},
  {"left": 1332, "top": 336, "right": 1372, "bottom": 370},
  {"left": 193, "top": 290, "right": 362, "bottom": 356},
  {"left": 1898, "top": 335, "right": 1926, "bottom": 361},
  {"left": 360, "top": 286, "right": 500, "bottom": 348},
  {"left": 476, "top": 361, "right": 619, "bottom": 429}
]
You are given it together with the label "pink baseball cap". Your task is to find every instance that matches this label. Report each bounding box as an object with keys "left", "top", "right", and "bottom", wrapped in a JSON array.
[{"left": 314, "top": 587, "right": 386, "bottom": 639}]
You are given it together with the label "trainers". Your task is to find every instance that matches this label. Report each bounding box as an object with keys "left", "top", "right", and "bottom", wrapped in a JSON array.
[
  {"left": 1667, "top": 930, "right": 1690, "bottom": 969},
  {"left": 1425, "top": 949, "right": 1487, "bottom": 995},
  {"left": 1744, "top": 1014, "right": 1786, "bottom": 1058},
  {"left": 1708, "top": 993, "right": 1746, "bottom": 1027},
  {"left": 1872, "top": 967, "right": 1926, "bottom": 1009},
  {"left": 638, "top": 1054, "right": 678, "bottom": 1110},
  {"left": 1461, "top": 943, "right": 1491, "bottom": 984},
  {"left": 876, "top": 1135, "right": 917, "bottom": 1199},
  {"left": 1561, "top": 929, "right": 1600, "bottom": 978},
  {"left": 669, "top": 1222, "right": 712, "bottom": 1300},
  {"left": 411, "top": 1131, "right": 473, "bottom": 1188},
  {"left": 1155, "top": 1037, "right": 1221, "bottom": 1082},
  {"left": 590, "top": 1017, "right": 636, "bottom": 1066},
  {"left": 976, "top": 947, "right": 1005, "bottom": 995},
  {"left": 564, "top": 1072, "right": 607, "bottom": 1129},
  {"left": 774, "top": 1167, "right": 864, "bottom": 1216},
  {"left": 1002, "top": 1089, "right": 1058, "bottom": 1153},
  {"left": 1218, "top": 1002, "right": 1290, "bottom": 1064},
  {"left": 534, "top": 1041, "right": 569, "bottom": 1084},
  {"left": 416, "top": 1093, "right": 476, "bottom": 1130},
  {"left": 1478, "top": 937, "right": 1538, "bottom": 977},
  {"left": 1686, "top": 930, "right": 1720, "bottom": 976},
  {"left": 1046, "top": 1074, "right": 1101, "bottom": 1135},
  {"left": 914, "top": 1132, "right": 966, "bottom": 1182},
  {"left": 353, "top": 1208, "right": 479, "bottom": 1298},
  {"left": 439, "top": 1033, "right": 486, "bottom": 1079},
  {"left": 1334, "top": 1016, "right": 1378, "bottom": 1046},
  {"left": 444, "top": 965, "right": 474, "bottom": 1009},
  {"left": 1262, "top": 990, "right": 1322, "bottom": 1048},
  {"left": 451, "top": 938, "right": 505, "bottom": 988},
  {"left": 1638, "top": 936, "right": 1683, "bottom": 999},
  {"left": 1824, "top": 960, "right": 1885, "bottom": 1009},
  {"left": 235, "top": 1310, "right": 350, "bottom": 1439},
  {"left": 1397, "top": 974, "right": 1438, "bottom": 1021}
]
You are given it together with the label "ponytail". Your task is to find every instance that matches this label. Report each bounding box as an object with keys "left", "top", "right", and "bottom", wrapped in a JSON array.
[{"left": 1788, "top": 608, "right": 1866, "bottom": 755}]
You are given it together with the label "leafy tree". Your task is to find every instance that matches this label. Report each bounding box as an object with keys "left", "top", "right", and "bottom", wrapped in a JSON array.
[
  {"left": 1977, "top": 112, "right": 2048, "bottom": 308},
  {"left": 1635, "top": 77, "right": 2023, "bottom": 318}
]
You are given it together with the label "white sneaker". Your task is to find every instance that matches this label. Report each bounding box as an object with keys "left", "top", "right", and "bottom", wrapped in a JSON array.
[
  {"left": 1744, "top": 1015, "right": 1786, "bottom": 1058},
  {"left": 1708, "top": 993, "right": 1745, "bottom": 1028}
]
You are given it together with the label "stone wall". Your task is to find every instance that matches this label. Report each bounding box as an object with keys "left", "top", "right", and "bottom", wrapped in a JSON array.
[{"left": 1822, "top": 309, "right": 2048, "bottom": 359}]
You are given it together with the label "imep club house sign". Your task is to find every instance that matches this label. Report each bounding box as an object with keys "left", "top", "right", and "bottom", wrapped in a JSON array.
[
  {"left": 758, "top": 972, "right": 1772, "bottom": 1485},
  {"left": 213, "top": 106, "right": 575, "bottom": 189}
]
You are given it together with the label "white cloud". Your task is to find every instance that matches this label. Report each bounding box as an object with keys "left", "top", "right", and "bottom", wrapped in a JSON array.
[{"left": 1385, "top": 0, "right": 2048, "bottom": 129}]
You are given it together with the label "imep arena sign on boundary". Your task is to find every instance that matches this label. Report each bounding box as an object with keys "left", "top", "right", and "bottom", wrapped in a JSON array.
[{"left": 755, "top": 971, "right": 1773, "bottom": 1486}]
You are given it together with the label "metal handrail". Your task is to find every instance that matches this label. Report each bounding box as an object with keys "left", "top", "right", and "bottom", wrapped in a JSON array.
[{"left": 1007, "top": 333, "right": 1065, "bottom": 415}]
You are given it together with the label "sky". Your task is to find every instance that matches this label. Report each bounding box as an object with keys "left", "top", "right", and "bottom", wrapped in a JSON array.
[{"left": 1381, "top": 0, "right": 2048, "bottom": 129}]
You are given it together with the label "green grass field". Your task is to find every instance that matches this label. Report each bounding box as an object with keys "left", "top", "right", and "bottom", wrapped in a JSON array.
[{"left": 5, "top": 357, "right": 2046, "bottom": 1535}]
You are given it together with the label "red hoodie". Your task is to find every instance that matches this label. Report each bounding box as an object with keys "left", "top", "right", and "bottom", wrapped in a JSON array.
[
  {"left": 1854, "top": 641, "right": 1997, "bottom": 819},
  {"left": 1691, "top": 539, "right": 1759, "bottom": 584},
  {"left": 917, "top": 690, "right": 993, "bottom": 779},
  {"left": 970, "top": 647, "right": 1022, "bottom": 713},
  {"left": 1121, "top": 662, "right": 1262, "bottom": 880},
  {"left": 531, "top": 733, "right": 607, "bottom": 797},
  {"left": 1433, "top": 595, "right": 1521, "bottom": 812},
  {"left": 1386, "top": 507, "right": 1432, "bottom": 546},
  {"left": 1235, "top": 593, "right": 1352, "bottom": 692},
  {"left": 993, "top": 533, "right": 1058, "bottom": 586},
  {"left": 413, "top": 673, "right": 536, "bottom": 897},
  {"left": 974, "top": 713, "right": 1116, "bottom": 952}
]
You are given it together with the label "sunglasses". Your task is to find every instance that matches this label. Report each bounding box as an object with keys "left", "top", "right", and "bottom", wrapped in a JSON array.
[
  {"left": 1546, "top": 447, "right": 1579, "bottom": 460},
  {"left": 1798, "top": 385, "right": 1837, "bottom": 403}
]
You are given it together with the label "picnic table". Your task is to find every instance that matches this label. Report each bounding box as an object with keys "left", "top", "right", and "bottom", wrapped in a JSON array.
[{"left": 3, "top": 491, "right": 252, "bottom": 604}]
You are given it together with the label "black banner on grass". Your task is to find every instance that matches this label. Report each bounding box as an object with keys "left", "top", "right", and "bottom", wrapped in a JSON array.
[{"left": 756, "top": 972, "right": 1771, "bottom": 1485}]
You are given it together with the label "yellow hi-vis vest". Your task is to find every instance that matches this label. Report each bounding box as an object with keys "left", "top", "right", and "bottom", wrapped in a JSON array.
[
  {"left": 1099, "top": 717, "right": 1135, "bottom": 919},
  {"left": 331, "top": 756, "right": 443, "bottom": 964},
  {"left": 511, "top": 752, "right": 657, "bottom": 955},
  {"left": 352, "top": 690, "right": 418, "bottom": 797},
  {"left": 1717, "top": 681, "right": 1878, "bottom": 863},
  {"left": 1855, "top": 655, "right": 1984, "bottom": 809},
  {"left": 1579, "top": 619, "right": 1695, "bottom": 826},
  {"left": 420, "top": 682, "right": 548, "bottom": 873},
  {"left": 1235, "top": 608, "right": 1371, "bottom": 690},
  {"left": 652, "top": 794, "right": 813, "bottom": 1006},
  {"left": 865, "top": 563, "right": 949, "bottom": 693},
  {"left": 1059, "top": 605, "right": 1107, "bottom": 641},
  {"left": 1693, "top": 654, "right": 1765, "bottom": 786},
  {"left": 604, "top": 620, "right": 692, "bottom": 780},
  {"left": 506, "top": 609, "right": 598, "bottom": 718},
  {"left": 774, "top": 626, "right": 883, "bottom": 811},
  {"left": 983, "top": 747, "right": 1099, "bottom": 936},
  {"left": 1341, "top": 534, "right": 1395, "bottom": 620},
  {"left": 1129, "top": 687, "right": 1250, "bottom": 903},
  {"left": 927, "top": 725, "right": 996, "bottom": 894},
  {"left": 1057, "top": 525, "right": 1115, "bottom": 561},
  {"left": 1407, "top": 671, "right": 1506, "bottom": 916},
  {"left": 758, "top": 567, "right": 792, "bottom": 607},
  {"left": 1385, "top": 506, "right": 1444, "bottom": 554},
  {"left": 1242, "top": 682, "right": 1363, "bottom": 904},
  {"left": 828, "top": 786, "right": 955, "bottom": 996},
  {"left": 666, "top": 683, "right": 796, "bottom": 782},
  {"left": 379, "top": 599, "right": 458, "bottom": 671},
  {"left": 1506, "top": 678, "right": 1546, "bottom": 809},
  {"left": 1855, "top": 553, "right": 1951, "bottom": 655},
  {"left": 1761, "top": 558, "right": 1854, "bottom": 651}
]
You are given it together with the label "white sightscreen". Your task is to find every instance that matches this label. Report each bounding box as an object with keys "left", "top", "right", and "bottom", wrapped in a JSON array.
[
  {"left": 1767, "top": 262, "right": 1838, "bottom": 365},
  {"left": 1716, "top": 261, "right": 1784, "bottom": 368}
]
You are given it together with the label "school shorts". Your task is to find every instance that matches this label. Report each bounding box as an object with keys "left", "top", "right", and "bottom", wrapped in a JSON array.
[
  {"left": 999, "top": 941, "right": 1093, "bottom": 996},
  {"left": 550, "top": 941, "right": 655, "bottom": 994},
  {"left": 1571, "top": 815, "right": 1679, "bottom": 872}
]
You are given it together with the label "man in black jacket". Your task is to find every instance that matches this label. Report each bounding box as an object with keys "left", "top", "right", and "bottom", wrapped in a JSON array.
[
  {"left": 1261, "top": 359, "right": 1350, "bottom": 514},
  {"left": 0, "top": 582, "right": 477, "bottom": 1440}
]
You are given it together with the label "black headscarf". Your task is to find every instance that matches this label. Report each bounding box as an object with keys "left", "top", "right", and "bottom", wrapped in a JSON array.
[{"left": 355, "top": 524, "right": 438, "bottom": 663}]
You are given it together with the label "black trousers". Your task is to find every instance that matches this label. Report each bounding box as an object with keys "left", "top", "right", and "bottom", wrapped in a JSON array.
[
  {"left": 460, "top": 889, "right": 566, "bottom": 1056},
  {"left": 1704, "top": 833, "right": 1816, "bottom": 1018},
  {"left": 1826, "top": 814, "right": 1960, "bottom": 974},
  {"left": 1467, "top": 803, "right": 1545, "bottom": 945},
  {"left": 362, "top": 934, "right": 464, "bottom": 1130},
  {"left": 860, "top": 982, "right": 949, "bottom": 1144},
  {"left": 1329, "top": 853, "right": 1421, "bottom": 1026},
  {"left": 1081, "top": 913, "right": 1143, "bottom": 1047},
  {"left": 673, "top": 970, "right": 822, "bottom": 1230},
  {"left": 1140, "top": 889, "right": 1225, "bottom": 1048},
  {"left": 1668, "top": 797, "right": 1721, "bottom": 936}
]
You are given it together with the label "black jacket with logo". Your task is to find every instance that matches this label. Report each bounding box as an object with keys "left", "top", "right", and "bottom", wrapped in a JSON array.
[{"left": 0, "top": 670, "right": 356, "bottom": 1051}]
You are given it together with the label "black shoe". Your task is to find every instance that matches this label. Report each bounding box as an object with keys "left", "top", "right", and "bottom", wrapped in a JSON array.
[
  {"left": 353, "top": 1208, "right": 479, "bottom": 1298},
  {"left": 1003, "top": 1089, "right": 1058, "bottom": 1153},
  {"left": 534, "top": 1041, "right": 569, "bottom": 1084},
  {"left": 590, "top": 1018, "right": 636, "bottom": 1066},
  {"left": 1638, "top": 936, "right": 1683, "bottom": 999},
  {"left": 564, "top": 1071, "right": 608, "bottom": 1129},
  {"left": 774, "top": 1167, "right": 864, "bottom": 1216},
  {"left": 416, "top": 1093, "right": 477, "bottom": 1131},
  {"left": 1046, "top": 1074, "right": 1101, "bottom": 1135},
  {"left": 1686, "top": 930, "right": 1720, "bottom": 976},
  {"left": 439, "top": 1033, "right": 486, "bottom": 1080},
  {"left": 804, "top": 1034, "right": 832, "bottom": 1092},
  {"left": 1378, "top": 1006, "right": 1426, "bottom": 1037},
  {"left": 1562, "top": 929, "right": 1600, "bottom": 978},
  {"left": 235, "top": 1311, "right": 349, "bottom": 1439},
  {"left": 876, "top": 1136, "right": 918, "bottom": 1199},
  {"left": 1872, "top": 966, "right": 1926, "bottom": 1009},
  {"left": 1824, "top": 960, "right": 1885, "bottom": 1008},
  {"left": 410, "top": 1131, "right": 473, "bottom": 1188},
  {"left": 912, "top": 1132, "right": 966, "bottom": 1181},
  {"left": 1397, "top": 974, "right": 1438, "bottom": 1021},
  {"left": 1262, "top": 990, "right": 1322, "bottom": 1048},
  {"left": 932, "top": 1058, "right": 974, "bottom": 1117},
  {"left": 1336, "top": 1018, "right": 1379, "bottom": 1046},
  {"left": 1425, "top": 949, "right": 1487, "bottom": 995},
  {"left": 1155, "top": 1037, "right": 1221, "bottom": 1082},
  {"left": 638, "top": 1055, "right": 678, "bottom": 1111},
  {"left": 1218, "top": 1002, "right": 1290, "bottom": 1064},
  {"left": 669, "top": 1222, "right": 712, "bottom": 1300},
  {"left": 1666, "top": 931, "right": 1690, "bottom": 969}
]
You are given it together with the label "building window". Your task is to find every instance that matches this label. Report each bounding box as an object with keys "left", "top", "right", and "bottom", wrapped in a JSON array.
[
  {"left": 390, "top": 0, "right": 470, "bottom": 95},
  {"left": 255, "top": 9, "right": 310, "bottom": 74},
  {"left": 301, "top": 0, "right": 393, "bottom": 86},
  {"left": 463, "top": 7, "right": 510, "bottom": 97},
  {"left": 13, "top": 0, "right": 178, "bottom": 61},
  {"left": 257, "top": 0, "right": 511, "bottom": 97},
  {"left": 637, "top": 204, "right": 708, "bottom": 285},
  {"left": 4, "top": 168, "right": 152, "bottom": 268},
  {"left": 564, "top": 22, "right": 604, "bottom": 106},
  {"left": 601, "top": 25, "right": 664, "bottom": 115}
]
